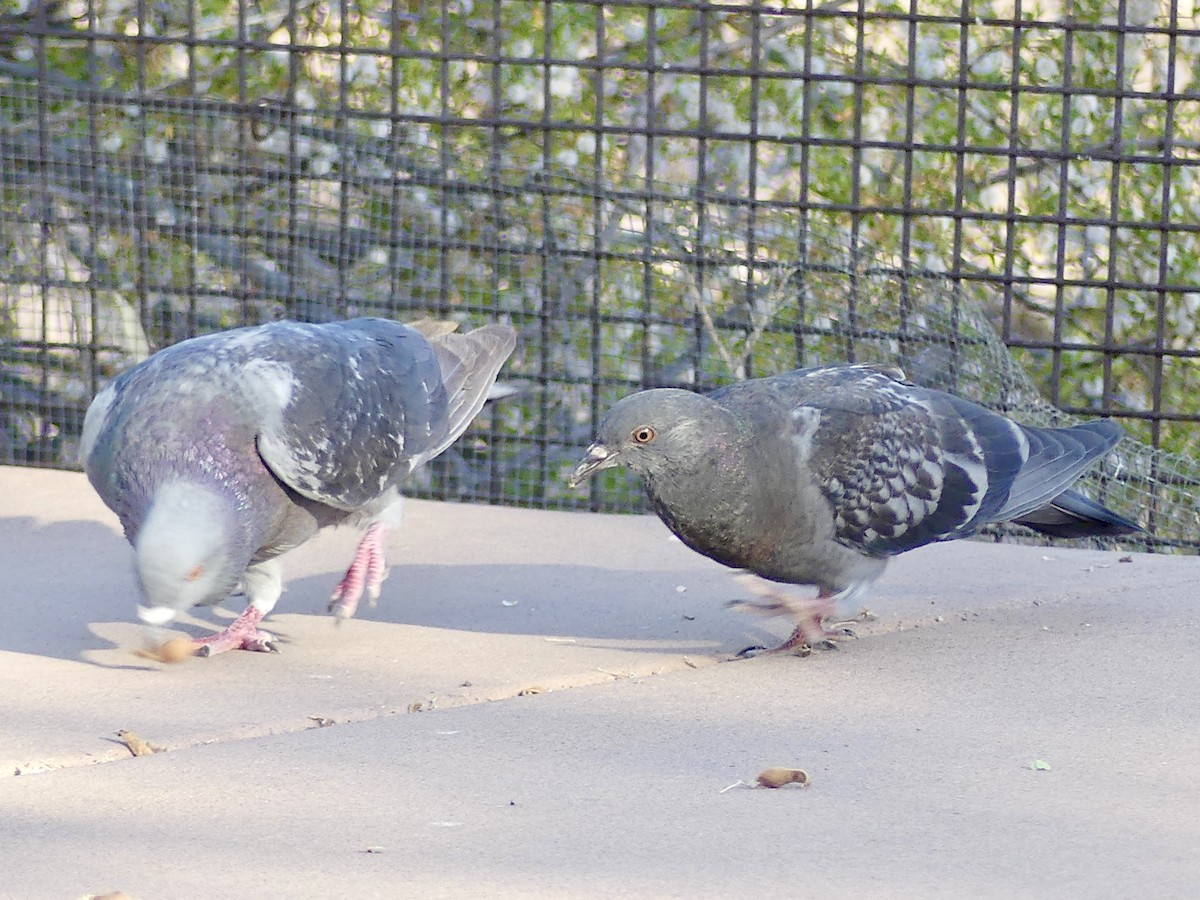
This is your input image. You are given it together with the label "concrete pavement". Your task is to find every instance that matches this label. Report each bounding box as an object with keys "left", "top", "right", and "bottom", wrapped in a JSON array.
[{"left": 2, "top": 466, "right": 1198, "bottom": 899}]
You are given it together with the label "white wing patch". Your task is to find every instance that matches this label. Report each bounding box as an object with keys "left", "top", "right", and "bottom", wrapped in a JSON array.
[
  {"left": 942, "top": 425, "right": 988, "bottom": 526},
  {"left": 242, "top": 359, "right": 297, "bottom": 416},
  {"left": 245, "top": 356, "right": 337, "bottom": 506},
  {"left": 906, "top": 396, "right": 987, "bottom": 529},
  {"left": 1004, "top": 416, "right": 1030, "bottom": 463},
  {"left": 258, "top": 430, "right": 346, "bottom": 506}
]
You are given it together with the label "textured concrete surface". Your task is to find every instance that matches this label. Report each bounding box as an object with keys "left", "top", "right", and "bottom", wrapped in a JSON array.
[{"left": 1, "top": 465, "right": 1198, "bottom": 899}]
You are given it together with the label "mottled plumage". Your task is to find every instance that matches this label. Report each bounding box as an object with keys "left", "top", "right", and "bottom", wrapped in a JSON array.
[
  {"left": 81, "top": 317, "right": 516, "bottom": 654},
  {"left": 571, "top": 363, "right": 1140, "bottom": 653}
]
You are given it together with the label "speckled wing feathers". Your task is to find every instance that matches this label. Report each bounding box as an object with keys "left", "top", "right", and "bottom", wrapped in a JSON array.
[
  {"left": 777, "top": 368, "right": 1019, "bottom": 555},
  {"left": 740, "top": 364, "right": 1120, "bottom": 558}
]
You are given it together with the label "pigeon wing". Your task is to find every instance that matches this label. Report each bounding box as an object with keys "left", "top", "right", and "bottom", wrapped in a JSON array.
[
  {"left": 252, "top": 318, "right": 448, "bottom": 511},
  {"left": 415, "top": 324, "right": 518, "bottom": 467},
  {"left": 760, "top": 365, "right": 1029, "bottom": 557},
  {"left": 764, "top": 365, "right": 1127, "bottom": 556}
]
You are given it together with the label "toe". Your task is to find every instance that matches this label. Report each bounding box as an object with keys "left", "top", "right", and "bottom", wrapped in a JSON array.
[{"left": 242, "top": 633, "right": 278, "bottom": 653}]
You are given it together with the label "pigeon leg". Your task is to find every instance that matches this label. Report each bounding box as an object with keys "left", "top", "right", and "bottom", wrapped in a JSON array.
[
  {"left": 194, "top": 605, "right": 278, "bottom": 656},
  {"left": 727, "top": 574, "right": 854, "bottom": 656},
  {"left": 328, "top": 522, "right": 390, "bottom": 620}
]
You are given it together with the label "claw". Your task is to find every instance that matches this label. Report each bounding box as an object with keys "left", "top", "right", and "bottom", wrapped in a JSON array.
[
  {"left": 738, "top": 641, "right": 818, "bottom": 659},
  {"left": 737, "top": 640, "right": 824, "bottom": 659}
]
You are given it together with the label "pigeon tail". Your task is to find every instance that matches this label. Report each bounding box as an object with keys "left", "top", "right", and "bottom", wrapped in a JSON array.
[
  {"left": 421, "top": 324, "right": 517, "bottom": 463},
  {"left": 1013, "top": 488, "right": 1143, "bottom": 538},
  {"left": 993, "top": 419, "right": 1123, "bottom": 523}
]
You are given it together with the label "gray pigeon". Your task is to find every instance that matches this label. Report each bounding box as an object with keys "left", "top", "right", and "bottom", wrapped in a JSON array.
[
  {"left": 570, "top": 363, "right": 1141, "bottom": 654},
  {"left": 81, "top": 318, "right": 516, "bottom": 655}
]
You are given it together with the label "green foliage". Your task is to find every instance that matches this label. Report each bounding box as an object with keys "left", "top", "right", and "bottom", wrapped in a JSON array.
[{"left": 1, "top": 0, "right": 1196, "bottom": 475}]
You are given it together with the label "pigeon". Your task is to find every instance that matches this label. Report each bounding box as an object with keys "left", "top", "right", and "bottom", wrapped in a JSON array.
[
  {"left": 570, "top": 363, "right": 1141, "bottom": 654},
  {"left": 81, "top": 317, "right": 516, "bottom": 655}
]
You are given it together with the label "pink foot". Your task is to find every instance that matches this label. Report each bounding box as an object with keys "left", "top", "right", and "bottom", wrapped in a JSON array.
[
  {"left": 727, "top": 575, "right": 852, "bottom": 657},
  {"left": 194, "top": 605, "right": 278, "bottom": 656},
  {"left": 769, "top": 605, "right": 851, "bottom": 656},
  {"left": 328, "top": 522, "right": 390, "bottom": 620}
]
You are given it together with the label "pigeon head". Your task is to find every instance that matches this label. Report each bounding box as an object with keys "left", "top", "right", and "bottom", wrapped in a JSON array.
[
  {"left": 570, "top": 388, "right": 733, "bottom": 486},
  {"left": 133, "top": 480, "right": 246, "bottom": 625}
]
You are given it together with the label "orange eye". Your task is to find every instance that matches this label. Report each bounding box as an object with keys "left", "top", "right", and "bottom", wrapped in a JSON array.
[
  {"left": 184, "top": 566, "right": 203, "bottom": 583},
  {"left": 631, "top": 426, "right": 656, "bottom": 444}
]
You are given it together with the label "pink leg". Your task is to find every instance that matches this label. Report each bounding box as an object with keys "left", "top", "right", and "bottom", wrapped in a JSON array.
[
  {"left": 770, "top": 594, "right": 842, "bottom": 655},
  {"left": 194, "top": 605, "right": 278, "bottom": 656},
  {"left": 728, "top": 575, "right": 853, "bottom": 657},
  {"left": 328, "top": 522, "right": 390, "bottom": 620}
]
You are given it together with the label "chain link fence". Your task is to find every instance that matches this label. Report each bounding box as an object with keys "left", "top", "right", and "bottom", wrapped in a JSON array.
[{"left": 1, "top": 0, "right": 1197, "bottom": 550}]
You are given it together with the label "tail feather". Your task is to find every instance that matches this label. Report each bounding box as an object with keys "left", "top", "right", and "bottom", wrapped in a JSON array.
[
  {"left": 1014, "top": 488, "right": 1143, "bottom": 539},
  {"left": 418, "top": 324, "right": 517, "bottom": 464},
  {"left": 993, "top": 419, "right": 1123, "bottom": 522}
]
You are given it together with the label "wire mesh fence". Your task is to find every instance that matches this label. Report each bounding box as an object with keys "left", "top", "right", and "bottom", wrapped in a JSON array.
[{"left": 1, "top": 0, "right": 1197, "bottom": 551}]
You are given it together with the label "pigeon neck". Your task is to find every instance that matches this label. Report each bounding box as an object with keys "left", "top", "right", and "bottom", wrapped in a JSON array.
[
  {"left": 643, "top": 414, "right": 750, "bottom": 511},
  {"left": 637, "top": 404, "right": 770, "bottom": 569}
]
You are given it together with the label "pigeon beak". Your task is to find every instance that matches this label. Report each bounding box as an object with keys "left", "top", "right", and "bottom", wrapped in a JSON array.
[{"left": 569, "top": 443, "right": 618, "bottom": 488}]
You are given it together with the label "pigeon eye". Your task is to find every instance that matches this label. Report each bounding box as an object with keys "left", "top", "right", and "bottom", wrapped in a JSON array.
[
  {"left": 184, "top": 566, "right": 203, "bottom": 583},
  {"left": 631, "top": 426, "right": 656, "bottom": 445}
]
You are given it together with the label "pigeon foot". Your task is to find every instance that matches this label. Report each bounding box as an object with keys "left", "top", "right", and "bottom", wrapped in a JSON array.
[
  {"left": 194, "top": 606, "right": 278, "bottom": 656},
  {"left": 329, "top": 522, "right": 390, "bottom": 620},
  {"left": 728, "top": 575, "right": 851, "bottom": 657}
]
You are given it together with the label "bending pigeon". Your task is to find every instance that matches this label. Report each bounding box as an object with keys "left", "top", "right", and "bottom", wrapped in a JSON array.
[
  {"left": 81, "top": 317, "right": 516, "bottom": 655},
  {"left": 570, "top": 363, "right": 1141, "bottom": 654}
]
